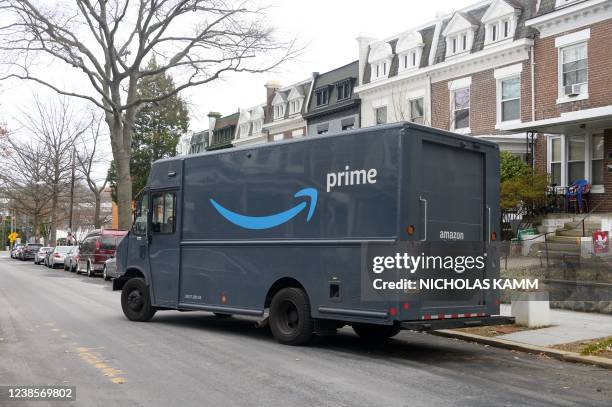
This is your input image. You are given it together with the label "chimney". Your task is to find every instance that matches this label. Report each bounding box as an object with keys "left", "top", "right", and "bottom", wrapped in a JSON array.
[
  {"left": 356, "top": 34, "right": 376, "bottom": 87},
  {"left": 208, "top": 111, "right": 221, "bottom": 134},
  {"left": 264, "top": 80, "right": 282, "bottom": 123}
]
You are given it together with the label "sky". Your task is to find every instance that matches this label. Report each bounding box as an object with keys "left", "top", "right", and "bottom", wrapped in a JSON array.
[{"left": 0, "top": 0, "right": 477, "bottom": 176}]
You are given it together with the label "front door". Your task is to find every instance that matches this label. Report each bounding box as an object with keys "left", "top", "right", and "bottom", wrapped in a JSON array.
[{"left": 148, "top": 189, "right": 180, "bottom": 307}]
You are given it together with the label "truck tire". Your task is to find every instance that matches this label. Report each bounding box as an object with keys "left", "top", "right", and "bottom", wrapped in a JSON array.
[
  {"left": 269, "top": 287, "right": 313, "bottom": 346},
  {"left": 352, "top": 323, "right": 401, "bottom": 341},
  {"left": 103, "top": 265, "right": 110, "bottom": 281},
  {"left": 121, "top": 278, "right": 157, "bottom": 322},
  {"left": 87, "top": 262, "right": 94, "bottom": 277}
]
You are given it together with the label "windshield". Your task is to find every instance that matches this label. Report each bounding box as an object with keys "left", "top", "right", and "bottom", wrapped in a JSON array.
[{"left": 55, "top": 246, "right": 73, "bottom": 253}]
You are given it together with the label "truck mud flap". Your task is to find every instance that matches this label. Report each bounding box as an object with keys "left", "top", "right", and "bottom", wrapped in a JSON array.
[{"left": 400, "top": 316, "right": 514, "bottom": 331}]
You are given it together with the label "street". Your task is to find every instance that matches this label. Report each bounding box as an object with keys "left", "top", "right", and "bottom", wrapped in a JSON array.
[{"left": 0, "top": 254, "right": 611, "bottom": 407}]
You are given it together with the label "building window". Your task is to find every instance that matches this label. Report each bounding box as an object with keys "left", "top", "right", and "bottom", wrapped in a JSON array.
[
  {"left": 274, "top": 105, "right": 284, "bottom": 120},
  {"left": 375, "top": 106, "right": 387, "bottom": 125},
  {"left": 499, "top": 77, "right": 520, "bottom": 122},
  {"left": 550, "top": 137, "right": 562, "bottom": 186},
  {"left": 446, "top": 31, "right": 471, "bottom": 57},
  {"left": 452, "top": 88, "right": 470, "bottom": 130},
  {"left": 315, "top": 88, "right": 329, "bottom": 107},
  {"left": 289, "top": 99, "right": 303, "bottom": 115},
  {"left": 317, "top": 124, "right": 329, "bottom": 135},
  {"left": 401, "top": 50, "right": 419, "bottom": 70},
  {"left": 567, "top": 135, "right": 585, "bottom": 183},
  {"left": 341, "top": 118, "right": 355, "bottom": 131},
  {"left": 336, "top": 81, "right": 351, "bottom": 101},
  {"left": 592, "top": 134, "right": 604, "bottom": 185},
  {"left": 409, "top": 98, "right": 424, "bottom": 124},
  {"left": 560, "top": 43, "right": 587, "bottom": 97}
]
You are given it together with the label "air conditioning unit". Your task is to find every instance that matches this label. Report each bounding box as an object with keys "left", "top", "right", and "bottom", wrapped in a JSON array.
[{"left": 564, "top": 84, "right": 582, "bottom": 97}]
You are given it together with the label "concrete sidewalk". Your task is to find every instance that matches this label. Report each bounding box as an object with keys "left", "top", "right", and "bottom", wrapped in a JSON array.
[{"left": 497, "top": 304, "right": 612, "bottom": 347}]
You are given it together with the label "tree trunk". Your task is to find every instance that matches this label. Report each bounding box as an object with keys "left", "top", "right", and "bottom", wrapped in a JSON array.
[
  {"left": 108, "top": 118, "right": 133, "bottom": 230},
  {"left": 94, "top": 193, "right": 102, "bottom": 229},
  {"left": 49, "top": 185, "right": 58, "bottom": 246}
]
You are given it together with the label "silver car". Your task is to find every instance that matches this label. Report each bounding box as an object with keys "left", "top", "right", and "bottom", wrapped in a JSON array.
[
  {"left": 47, "top": 246, "right": 73, "bottom": 268},
  {"left": 103, "top": 256, "right": 121, "bottom": 281},
  {"left": 35, "top": 247, "right": 53, "bottom": 264}
]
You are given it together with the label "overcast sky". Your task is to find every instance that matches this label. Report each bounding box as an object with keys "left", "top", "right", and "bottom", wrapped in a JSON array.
[{"left": 0, "top": 0, "right": 476, "bottom": 176}]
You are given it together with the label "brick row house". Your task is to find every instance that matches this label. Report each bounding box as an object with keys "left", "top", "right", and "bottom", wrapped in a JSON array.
[
  {"left": 355, "top": 0, "right": 538, "bottom": 159},
  {"left": 501, "top": 0, "right": 612, "bottom": 211}
]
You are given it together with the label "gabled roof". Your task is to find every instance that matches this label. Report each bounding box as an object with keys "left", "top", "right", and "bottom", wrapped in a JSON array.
[
  {"left": 214, "top": 112, "right": 239, "bottom": 129},
  {"left": 271, "top": 91, "right": 287, "bottom": 105},
  {"left": 481, "top": 0, "right": 520, "bottom": 22},
  {"left": 287, "top": 86, "right": 305, "bottom": 100},
  {"left": 442, "top": 12, "right": 479, "bottom": 37}
]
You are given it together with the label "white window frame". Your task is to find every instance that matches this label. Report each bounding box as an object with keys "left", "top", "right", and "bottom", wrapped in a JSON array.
[
  {"left": 371, "top": 58, "right": 391, "bottom": 81},
  {"left": 408, "top": 97, "right": 424, "bottom": 124},
  {"left": 494, "top": 64, "right": 523, "bottom": 127},
  {"left": 546, "top": 134, "right": 604, "bottom": 193},
  {"left": 398, "top": 49, "right": 421, "bottom": 73},
  {"left": 555, "top": 29, "right": 590, "bottom": 104},
  {"left": 374, "top": 105, "right": 387, "bottom": 125},
  {"left": 273, "top": 104, "right": 285, "bottom": 120},
  {"left": 448, "top": 76, "right": 471, "bottom": 134},
  {"left": 445, "top": 30, "right": 472, "bottom": 58}
]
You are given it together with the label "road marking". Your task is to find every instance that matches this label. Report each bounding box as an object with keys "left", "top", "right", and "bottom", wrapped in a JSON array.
[{"left": 76, "top": 347, "right": 127, "bottom": 384}]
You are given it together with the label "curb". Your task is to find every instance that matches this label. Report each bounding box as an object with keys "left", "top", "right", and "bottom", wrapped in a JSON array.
[{"left": 430, "top": 329, "right": 612, "bottom": 370}]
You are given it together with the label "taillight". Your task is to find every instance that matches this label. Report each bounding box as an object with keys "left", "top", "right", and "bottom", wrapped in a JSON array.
[
  {"left": 53, "top": 253, "right": 61, "bottom": 258},
  {"left": 95, "top": 240, "right": 101, "bottom": 250}
]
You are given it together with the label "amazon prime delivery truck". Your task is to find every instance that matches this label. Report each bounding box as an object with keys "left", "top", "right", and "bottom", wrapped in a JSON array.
[{"left": 114, "top": 122, "right": 512, "bottom": 345}]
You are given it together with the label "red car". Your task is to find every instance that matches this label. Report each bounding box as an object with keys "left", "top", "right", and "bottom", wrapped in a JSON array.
[{"left": 77, "top": 229, "right": 127, "bottom": 277}]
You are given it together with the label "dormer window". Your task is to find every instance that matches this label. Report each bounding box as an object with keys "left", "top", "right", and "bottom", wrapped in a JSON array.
[
  {"left": 368, "top": 42, "right": 393, "bottom": 81},
  {"left": 336, "top": 80, "right": 352, "bottom": 101},
  {"left": 482, "top": 0, "right": 519, "bottom": 47},
  {"left": 287, "top": 86, "right": 305, "bottom": 115},
  {"left": 446, "top": 31, "right": 472, "bottom": 56},
  {"left": 442, "top": 12, "right": 476, "bottom": 58},
  {"left": 273, "top": 104, "right": 285, "bottom": 120},
  {"left": 315, "top": 87, "right": 329, "bottom": 106},
  {"left": 397, "top": 31, "right": 424, "bottom": 73}
]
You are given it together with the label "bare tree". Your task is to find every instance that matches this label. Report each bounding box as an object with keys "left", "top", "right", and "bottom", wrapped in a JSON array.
[
  {"left": 76, "top": 115, "right": 109, "bottom": 229},
  {"left": 0, "top": 0, "right": 298, "bottom": 229},
  {"left": 16, "top": 96, "right": 90, "bottom": 245},
  {"left": 0, "top": 136, "right": 53, "bottom": 242}
]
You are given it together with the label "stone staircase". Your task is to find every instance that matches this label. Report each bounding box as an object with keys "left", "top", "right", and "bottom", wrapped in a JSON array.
[{"left": 529, "top": 215, "right": 607, "bottom": 261}]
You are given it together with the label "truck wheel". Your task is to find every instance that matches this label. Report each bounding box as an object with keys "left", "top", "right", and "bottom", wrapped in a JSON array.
[
  {"left": 213, "top": 313, "right": 232, "bottom": 318},
  {"left": 269, "top": 287, "right": 313, "bottom": 346},
  {"left": 121, "top": 278, "right": 156, "bottom": 322},
  {"left": 352, "top": 323, "right": 401, "bottom": 341},
  {"left": 103, "top": 266, "right": 110, "bottom": 281},
  {"left": 87, "top": 262, "right": 94, "bottom": 277}
]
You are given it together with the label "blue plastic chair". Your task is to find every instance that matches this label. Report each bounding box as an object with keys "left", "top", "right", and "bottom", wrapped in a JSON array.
[{"left": 565, "top": 179, "right": 590, "bottom": 213}]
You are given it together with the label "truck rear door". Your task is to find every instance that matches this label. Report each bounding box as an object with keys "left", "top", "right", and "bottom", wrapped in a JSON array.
[{"left": 416, "top": 137, "right": 488, "bottom": 311}]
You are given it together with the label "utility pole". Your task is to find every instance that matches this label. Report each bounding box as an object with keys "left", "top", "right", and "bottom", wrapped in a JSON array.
[{"left": 68, "top": 147, "right": 76, "bottom": 245}]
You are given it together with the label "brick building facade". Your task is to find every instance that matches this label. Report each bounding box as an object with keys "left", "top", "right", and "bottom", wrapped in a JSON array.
[{"left": 503, "top": 0, "right": 612, "bottom": 212}]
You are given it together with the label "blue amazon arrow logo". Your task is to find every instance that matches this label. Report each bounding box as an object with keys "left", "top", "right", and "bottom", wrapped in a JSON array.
[{"left": 210, "top": 188, "right": 318, "bottom": 230}]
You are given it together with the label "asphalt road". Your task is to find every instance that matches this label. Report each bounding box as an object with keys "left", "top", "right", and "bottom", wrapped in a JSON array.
[{"left": 1, "top": 254, "right": 611, "bottom": 407}]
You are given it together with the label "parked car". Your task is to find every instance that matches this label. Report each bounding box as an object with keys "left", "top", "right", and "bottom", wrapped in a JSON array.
[
  {"left": 35, "top": 247, "right": 53, "bottom": 264},
  {"left": 19, "top": 243, "right": 43, "bottom": 260},
  {"left": 63, "top": 246, "right": 79, "bottom": 272},
  {"left": 102, "top": 256, "right": 121, "bottom": 281},
  {"left": 46, "top": 246, "right": 73, "bottom": 268},
  {"left": 77, "top": 229, "right": 127, "bottom": 277},
  {"left": 10, "top": 244, "right": 23, "bottom": 259}
]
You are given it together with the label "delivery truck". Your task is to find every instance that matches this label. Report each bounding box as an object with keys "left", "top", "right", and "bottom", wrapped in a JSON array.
[{"left": 114, "top": 122, "right": 512, "bottom": 345}]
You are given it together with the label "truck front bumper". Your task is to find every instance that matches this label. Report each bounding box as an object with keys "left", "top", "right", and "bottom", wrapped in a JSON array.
[{"left": 400, "top": 315, "right": 514, "bottom": 331}]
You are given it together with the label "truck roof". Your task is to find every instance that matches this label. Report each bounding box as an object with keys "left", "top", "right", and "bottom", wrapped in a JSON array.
[{"left": 157, "top": 122, "right": 499, "bottom": 165}]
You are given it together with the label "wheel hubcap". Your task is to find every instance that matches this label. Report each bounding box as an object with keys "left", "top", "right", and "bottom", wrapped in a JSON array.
[
  {"left": 127, "top": 289, "right": 144, "bottom": 312},
  {"left": 277, "top": 300, "right": 300, "bottom": 334}
]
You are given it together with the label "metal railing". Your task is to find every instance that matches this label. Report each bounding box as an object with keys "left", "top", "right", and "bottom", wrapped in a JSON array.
[{"left": 505, "top": 202, "right": 603, "bottom": 268}]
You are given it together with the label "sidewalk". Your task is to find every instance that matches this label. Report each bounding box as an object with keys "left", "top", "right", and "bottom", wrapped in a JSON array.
[
  {"left": 433, "top": 304, "right": 612, "bottom": 370},
  {"left": 497, "top": 304, "right": 612, "bottom": 346}
]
